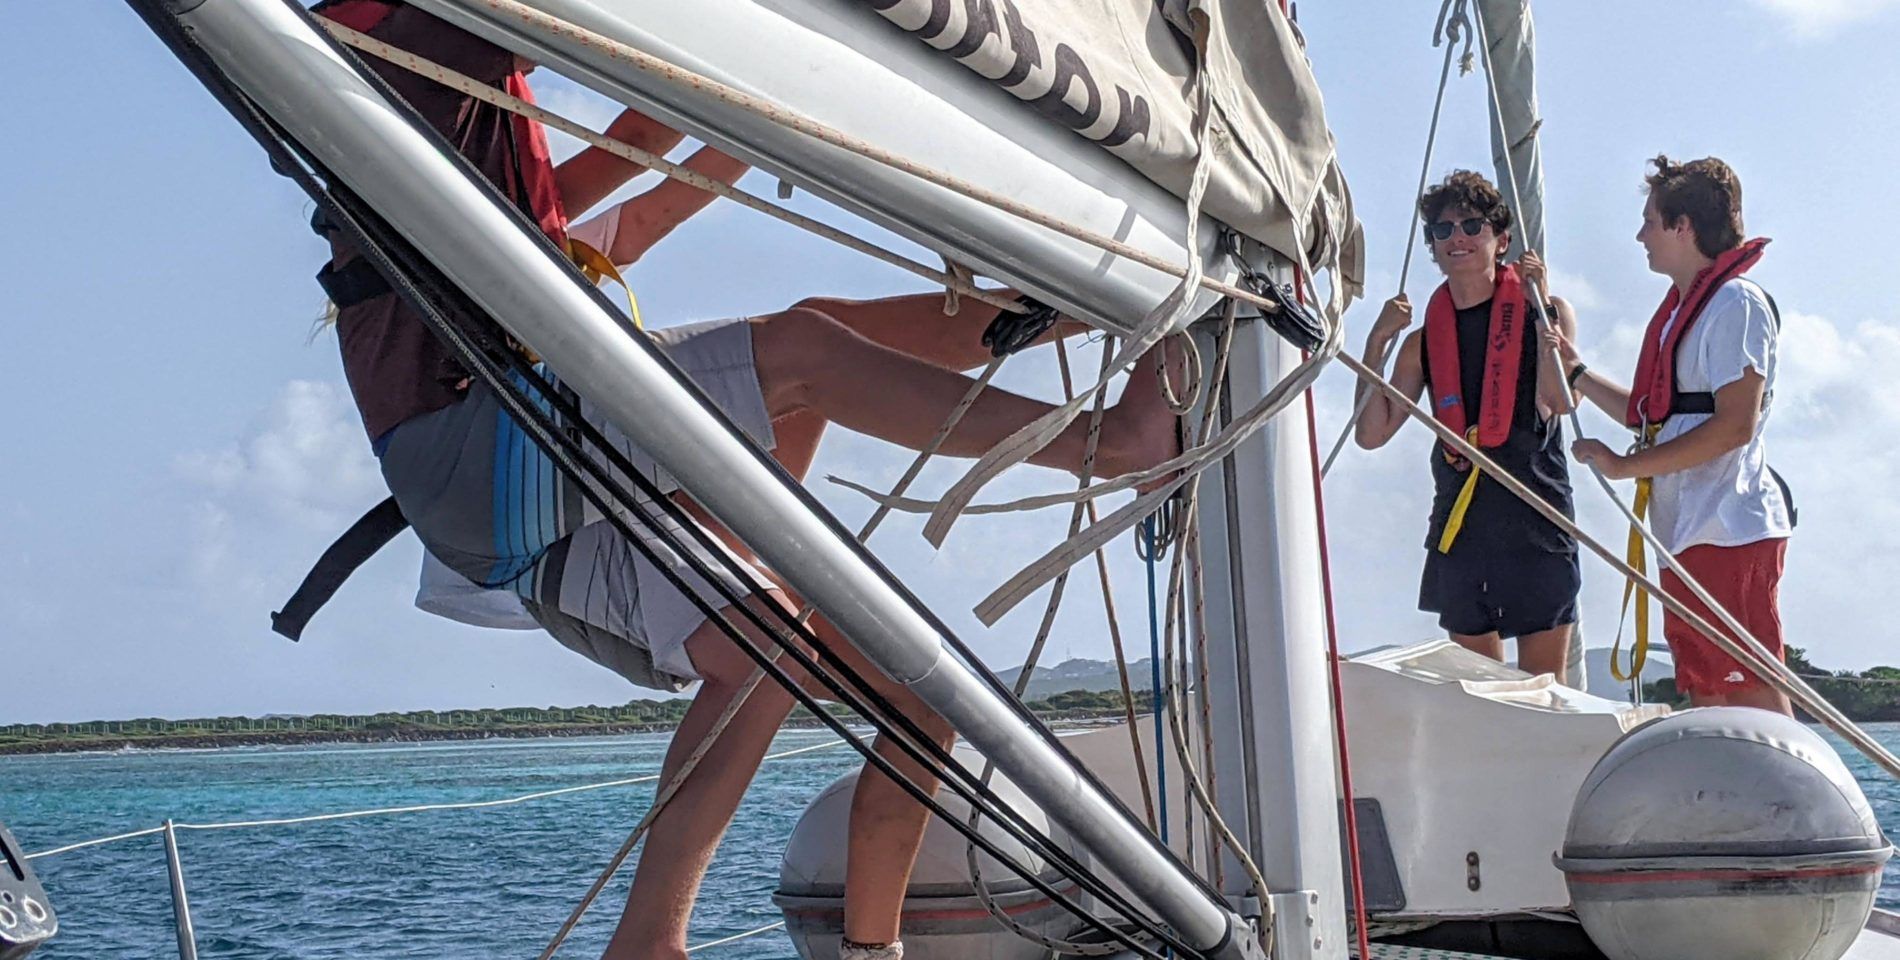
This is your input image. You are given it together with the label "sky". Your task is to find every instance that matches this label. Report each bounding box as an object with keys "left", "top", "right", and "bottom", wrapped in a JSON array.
[{"left": 2, "top": 0, "right": 1897, "bottom": 725}]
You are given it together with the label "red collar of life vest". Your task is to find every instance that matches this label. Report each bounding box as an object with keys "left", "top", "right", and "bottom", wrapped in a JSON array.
[
  {"left": 316, "top": 0, "right": 568, "bottom": 244},
  {"left": 1626, "top": 237, "right": 1770, "bottom": 427},
  {"left": 1424, "top": 263, "right": 1527, "bottom": 460}
]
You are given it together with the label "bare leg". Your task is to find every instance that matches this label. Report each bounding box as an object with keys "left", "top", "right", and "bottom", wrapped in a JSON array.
[
  {"left": 1714, "top": 684, "right": 1793, "bottom": 716},
  {"left": 751, "top": 307, "right": 1177, "bottom": 480},
  {"left": 1515, "top": 624, "right": 1572, "bottom": 685},
  {"left": 769, "top": 408, "right": 829, "bottom": 482},
  {"left": 1450, "top": 631, "right": 1506, "bottom": 663},
  {"left": 600, "top": 599, "right": 801, "bottom": 960},
  {"left": 599, "top": 585, "right": 953, "bottom": 959},
  {"left": 791, "top": 292, "right": 1088, "bottom": 374}
]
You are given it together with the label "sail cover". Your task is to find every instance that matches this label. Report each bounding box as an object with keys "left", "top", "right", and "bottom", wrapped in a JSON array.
[
  {"left": 1476, "top": 0, "right": 1543, "bottom": 262},
  {"left": 864, "top": 0, "right": 1363, "bottom": 300}
]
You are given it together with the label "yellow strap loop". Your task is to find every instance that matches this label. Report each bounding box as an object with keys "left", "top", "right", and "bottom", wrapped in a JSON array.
[
  {"left": 1436, "top": 426, "right": 1484, "bottom": 554},
  {"left": 1609, "top": 424, "right": 1664, "bottom": 683},
  {"left": 567, "top": 237, "right": 643, "bottom": 330}
]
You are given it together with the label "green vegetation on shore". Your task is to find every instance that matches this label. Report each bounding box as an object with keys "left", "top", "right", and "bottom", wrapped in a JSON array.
[
  {"left": 12, "top": 640, "right": 1892, "bottom": 757},
  {"left": 0, "top": 689, "right": 1157, "bottom": 756},
  {"left": 1643, "top": 647, "right": 1900, "bottom": 719}
]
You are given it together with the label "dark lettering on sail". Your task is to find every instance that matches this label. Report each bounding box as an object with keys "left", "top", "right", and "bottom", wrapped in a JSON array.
[{"left": 863, "top": 0, "right": 1151, "bottom": 149}]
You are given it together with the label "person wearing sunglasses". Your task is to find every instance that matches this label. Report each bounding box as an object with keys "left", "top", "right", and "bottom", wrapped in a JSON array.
[{"left": 1353, "top": 170, "right": 1583, "bottom": 682}]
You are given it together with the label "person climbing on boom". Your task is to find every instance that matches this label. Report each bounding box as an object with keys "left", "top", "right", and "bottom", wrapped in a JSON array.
[
  {"left": 1554, "top": 155, "right": 1794, "bottom": 716},
  {"left": 304, "top": 4, "right": 1187, "bottom": 959},
  {"left": 1352, "top": 170, "right": 1582, "bottom": 682}
]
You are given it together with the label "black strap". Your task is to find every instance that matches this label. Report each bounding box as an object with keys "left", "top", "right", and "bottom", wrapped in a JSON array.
[
  {"left": 1669, "top": 284, "right": 1781, "bottom": 416},
  {"left": 271, "top": 497, "right": 411, "bottom": 641},
  {"left": 980, "top": 294, "right": 1062, "bottom": 357},
  {"left": 315, "top": 257, "right": 395, "bottom": 309}
]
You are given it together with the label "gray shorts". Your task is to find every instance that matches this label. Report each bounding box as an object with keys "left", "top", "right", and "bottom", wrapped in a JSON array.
[{"left": 378, "top": 317, "right": 777, "bottom": 691}]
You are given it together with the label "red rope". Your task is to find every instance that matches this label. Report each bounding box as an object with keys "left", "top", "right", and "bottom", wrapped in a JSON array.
[{"left": 1295, "top": 268, "right": 1373, "bottom": 960}]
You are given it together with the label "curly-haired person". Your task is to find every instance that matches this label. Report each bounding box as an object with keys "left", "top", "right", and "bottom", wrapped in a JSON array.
[{"left": 1354, "top": 170, "right": 1583, "bottom": 682}]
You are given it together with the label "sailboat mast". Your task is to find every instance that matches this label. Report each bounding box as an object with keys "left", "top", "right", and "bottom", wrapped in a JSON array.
[
  {"left": 1192, "top": 304, "right": 1349, "bottom": 960},
  {"left": 131, "top": 0, "right": 1263, "bottom": 956}
]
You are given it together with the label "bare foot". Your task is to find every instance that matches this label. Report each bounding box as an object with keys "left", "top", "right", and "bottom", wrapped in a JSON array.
[{"left": 1099, "top": 336, "right": 1191, "bottom": 482}]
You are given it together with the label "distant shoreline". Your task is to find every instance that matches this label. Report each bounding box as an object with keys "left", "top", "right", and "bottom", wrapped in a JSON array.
[
  {"left": 0, "top": 707, "right": 1138, "bottom": 758},
  {"left": 0, "top": 722, "right": 695, "bottom": 757}
]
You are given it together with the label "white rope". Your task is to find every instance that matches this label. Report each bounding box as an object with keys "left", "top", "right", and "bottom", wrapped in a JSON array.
[
  {"left": 24, "top": 825, "right": 167, "bottom": 861},
  {"left": 450, "top": 0, "right": 1284, "bottom": 315},
  {"left": 686, "top": 920, "right": 786, "bottom": 953},
  {"left": 1458, "top": 9, "right": 1896, "bottom": 772},
  {"left": 318, "top": 21, "right": 1023, "bottom": 318},
  {"left": 963, "top": 338, "right": 1131, "bottom": 957},
  {"left": 1333, "top": 349, "right": 1900, "bottom": 780},
  {"left": 22, "top": 739, "right": 845, "bottom": 861},
  {"left": 1320, "top": 0, "right": 1472, "bottom": 478},
  {"left": 539, "top": 360, "right": 1011, "bottom": 958},
  {"left": 1154, "top": 308, "right": 1274, "bottom": 912}
]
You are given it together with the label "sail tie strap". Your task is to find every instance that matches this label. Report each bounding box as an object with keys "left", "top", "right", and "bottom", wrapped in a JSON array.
[
  {"left": 1609, "top": 423, "right": 1662, "bottom": 683},
  {"left": 566, "top": 237, "right": 643, "bottom": 330},
  {"left": 1435, "top": 426, "right": 1483, "bottom": 554}
]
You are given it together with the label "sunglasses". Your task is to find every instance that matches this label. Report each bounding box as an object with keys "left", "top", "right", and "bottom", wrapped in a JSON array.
[{"left": 1424, "top": 217, "right": 1490, "bottom": 242}]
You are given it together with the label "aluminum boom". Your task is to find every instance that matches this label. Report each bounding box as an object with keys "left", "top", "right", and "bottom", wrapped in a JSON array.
[{"left": 134, "top": 0, "right": 1261, "bottom": 956}]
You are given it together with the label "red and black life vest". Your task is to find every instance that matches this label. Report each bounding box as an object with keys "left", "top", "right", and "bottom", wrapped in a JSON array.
[
  {"left": 1423, "top": 263, "right": 1527, "bottom": 465},
  {"left": 1625, "top": 237, "right": 1770, "bottom": 427}
]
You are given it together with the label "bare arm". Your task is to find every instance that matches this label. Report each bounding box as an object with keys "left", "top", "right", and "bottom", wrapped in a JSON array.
[
  {"left": 1544, "top": 323, "right": 1632, "bottom": 419},
  {"left": 603, "top": 146, "right": 751, "bottom": 266},
  {"left": 1624, "top": 370, "right": 1765, "bottom": 476},
  {"left": 1534, "top": 297, "right": 1580, "bottom": 418},
  {"left": 1573, "top": 371, "right": 1764, "bottom": 481},
  {"left": 553, "top": 108, "right": 687, "bottom": 217},
  {"left": 1356, "top": 327, "right": 1427, "bottom": 450}
]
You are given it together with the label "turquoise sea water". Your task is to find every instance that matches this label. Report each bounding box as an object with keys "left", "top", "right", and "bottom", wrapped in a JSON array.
[{"left": 3, "top": 723, "right": 1897, "bottom": 959}]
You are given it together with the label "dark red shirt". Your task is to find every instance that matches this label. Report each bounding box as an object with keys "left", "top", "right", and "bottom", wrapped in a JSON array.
[{"left": 320, "top": 4, "right": 533, "bottom": 443}]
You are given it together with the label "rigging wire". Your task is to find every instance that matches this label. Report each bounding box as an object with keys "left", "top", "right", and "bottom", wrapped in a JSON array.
[
  {"left": 195, "top": 14, "right": 1207, "bottom": 949},
  {"left": 1319, "top": 0, "right": 1472, "bottom": 478}
]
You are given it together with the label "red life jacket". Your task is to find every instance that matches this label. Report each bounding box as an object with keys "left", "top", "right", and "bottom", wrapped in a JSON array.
[
  {"left": 1423, "top": 263, "right": 1527, "bottom": 462},
  {"left": 315, "top": 0, "right": 567, "bottom": 244},
  {"left": 1625, "top": 237, "right": 1770, "bottom": 427}
]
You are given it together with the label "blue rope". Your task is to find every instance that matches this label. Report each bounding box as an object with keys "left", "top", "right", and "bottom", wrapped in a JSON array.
[{"left": 1141, "top": 517, "right": 1169, "bottom": 848}]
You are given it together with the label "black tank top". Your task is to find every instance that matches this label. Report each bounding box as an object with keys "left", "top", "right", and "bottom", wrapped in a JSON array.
[{"left": 1418, "top": 298, "right": 1577, "bottom": 555}]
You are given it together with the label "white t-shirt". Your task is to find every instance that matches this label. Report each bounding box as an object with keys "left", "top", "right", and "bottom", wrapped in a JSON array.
[
  {"left": 1648, "top": 278, "right": 1794, "bottom": 555},
  {"left": 415, "top": 550, "right": 539, "bottom": 630}
]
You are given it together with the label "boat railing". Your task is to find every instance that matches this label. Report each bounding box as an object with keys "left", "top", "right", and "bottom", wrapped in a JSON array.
[{"left": 20, "top": 737, "right": 845, "bottom": 957}]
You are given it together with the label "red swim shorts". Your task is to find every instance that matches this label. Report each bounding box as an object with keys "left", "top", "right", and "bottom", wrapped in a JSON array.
[{"left": 1659, "top": 537, "right": 1789, "bottom": 699}]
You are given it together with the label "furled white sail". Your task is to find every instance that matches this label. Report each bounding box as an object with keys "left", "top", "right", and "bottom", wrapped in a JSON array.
[
  {"left": 407, "top": 0, "right": 1362, "bottom": 331},
  {"left": 1476, "top": 0, "right": 1543, "bottom": 262},
  {"left": 863, "top": 0, "right": 1362, "bottom": 301}
]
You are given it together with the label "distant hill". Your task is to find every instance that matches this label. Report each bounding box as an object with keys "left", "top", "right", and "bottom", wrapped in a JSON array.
[{"left": 997, "top": 657, "right": 1153, "bottom": 700}]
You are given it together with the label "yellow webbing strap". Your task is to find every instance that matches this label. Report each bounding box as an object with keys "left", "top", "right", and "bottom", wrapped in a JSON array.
[
  {"left": 1609, "top": 423, "right": 1664, "bottom": 682},
  {"left": 567, "top": 237, "right": 643, "bottom": 330},
  {"left": 1435, "top": 426, "right": 1484, "bottom": 554}
]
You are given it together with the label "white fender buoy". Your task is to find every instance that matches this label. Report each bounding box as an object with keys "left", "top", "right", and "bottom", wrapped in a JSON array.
[{"left": 1556, "top": 708, "right": 1893, "bottom": 960}]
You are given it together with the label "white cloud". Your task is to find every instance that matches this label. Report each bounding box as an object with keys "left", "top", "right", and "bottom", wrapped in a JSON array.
[
  {"left": 171, "top": 380, "right": 386, "bottom": 605},
  {"left": 1747, "top": 0, "right": 1900, "bottom": 38},
  {"left": 1547, "top": 266, "right": 1604, "bottom": 312},
  {"left": 175, "top": 380, "right": 385, "bottom": 530}
]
